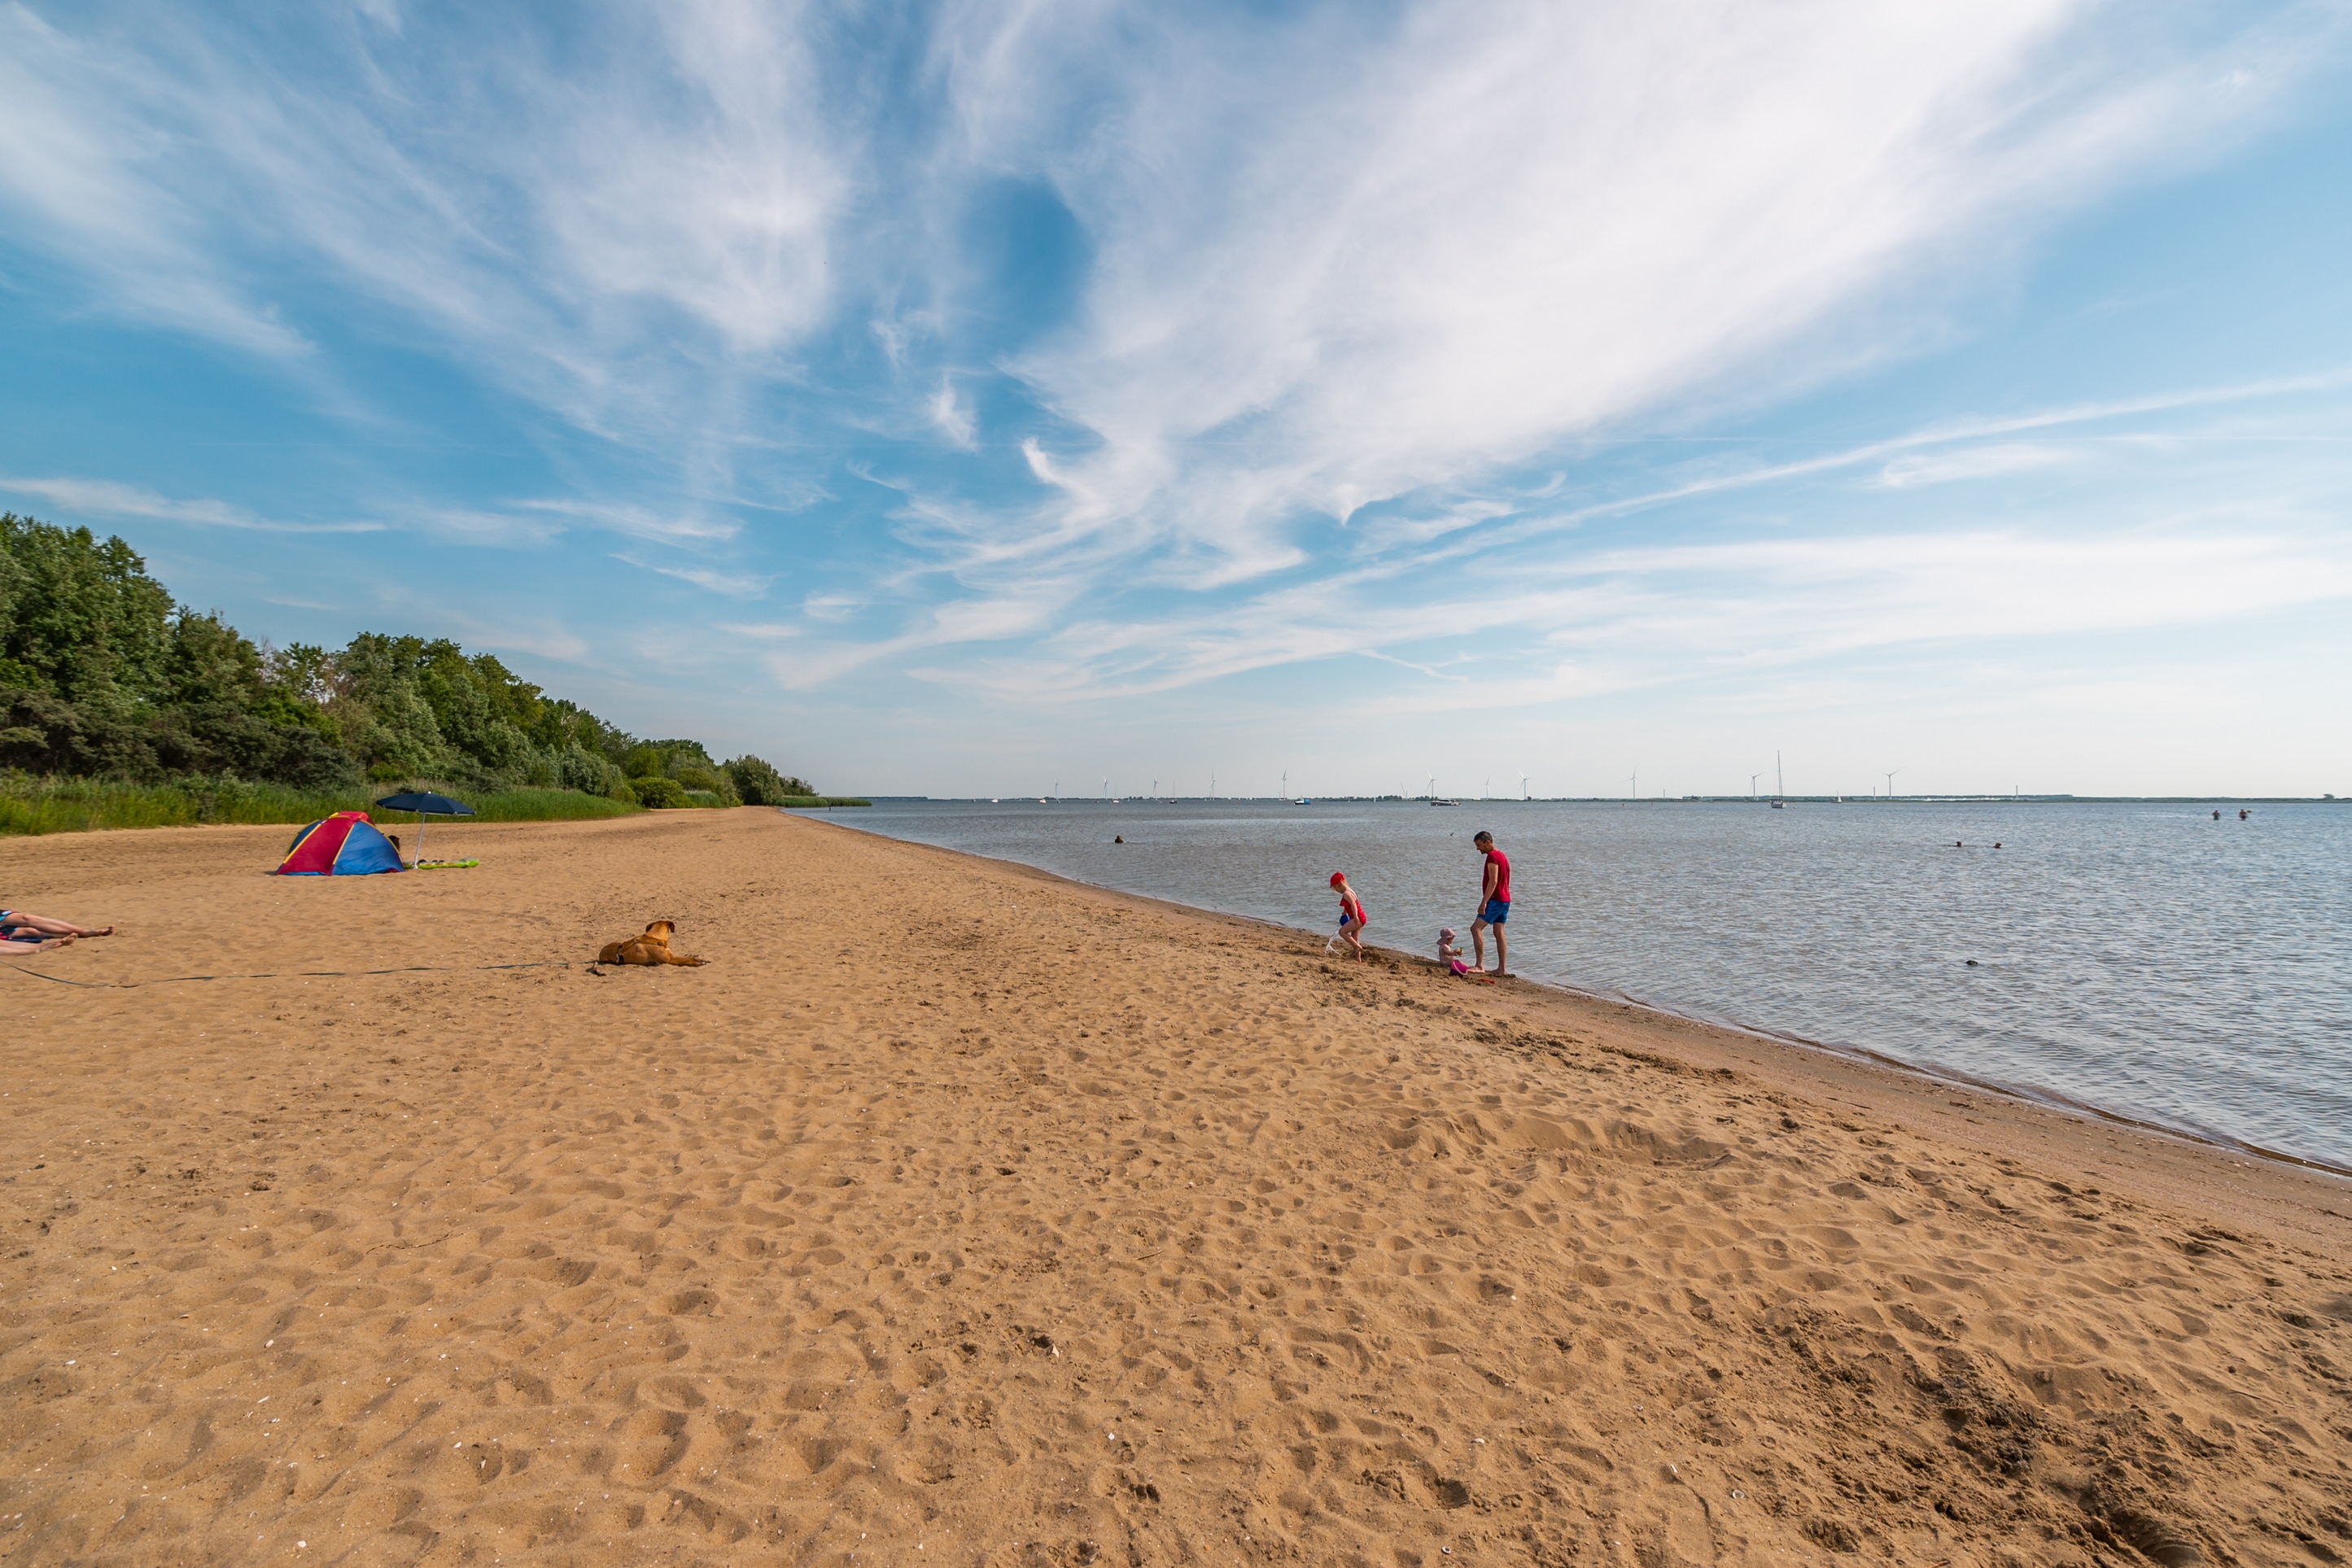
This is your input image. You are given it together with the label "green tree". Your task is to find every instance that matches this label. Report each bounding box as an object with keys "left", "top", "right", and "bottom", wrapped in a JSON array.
[
  {"left": 2, "top": 510, "right": 807, "bottom": 801},
  {"left": 725, "top": 754, "right": 815, "bottom": 804},
  {"left": 0, "top": 513, "right": 173, "bottom": 709}
]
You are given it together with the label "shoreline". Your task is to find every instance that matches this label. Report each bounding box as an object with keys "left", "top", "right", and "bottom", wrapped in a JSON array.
[
  {"left": 805, "top": 813, "right": 2352, "bottom": 1237},
  {"left": 820, "top": 810, "right": 2352, "bottom": 1186},
  {"left": 3, "top": 808, "right": 2347, "bottom": 1564}
]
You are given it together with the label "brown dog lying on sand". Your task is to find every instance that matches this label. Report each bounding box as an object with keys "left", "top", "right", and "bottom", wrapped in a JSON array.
[{"left": 596, "top": 919, "right": 707, "bottom": 967}]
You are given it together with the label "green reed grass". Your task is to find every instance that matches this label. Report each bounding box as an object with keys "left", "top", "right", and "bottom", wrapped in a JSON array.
[{"left": 0, "top": 775, "right": 640, "bottom": 836}]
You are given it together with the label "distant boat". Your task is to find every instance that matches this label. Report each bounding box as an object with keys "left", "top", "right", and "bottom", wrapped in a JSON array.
[
  {"left": 1293, "top": 797, "right": 1311, "bottom": 805},
  {"left": 1431, "top": 797, "right": 1460, "bottom": 807}
]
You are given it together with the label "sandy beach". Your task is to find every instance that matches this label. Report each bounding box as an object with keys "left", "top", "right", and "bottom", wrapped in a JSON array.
[{"left": 2, "top": 806, "right": 2347, "bottom": 1567}]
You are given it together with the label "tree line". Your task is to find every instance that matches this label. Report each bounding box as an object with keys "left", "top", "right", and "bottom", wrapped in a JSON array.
[{"left": 0, "top": 512, "right": 814, "bottom": 806}]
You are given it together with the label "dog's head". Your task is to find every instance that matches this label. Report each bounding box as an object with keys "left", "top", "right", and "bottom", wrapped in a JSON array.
[{"left": 642, "top": 920, "right": 675, "bottom": 941}]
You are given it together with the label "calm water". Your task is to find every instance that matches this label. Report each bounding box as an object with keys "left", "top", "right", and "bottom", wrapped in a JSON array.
[{"left": 832, "top": 798, "right": 2352, "bottom": 1173}]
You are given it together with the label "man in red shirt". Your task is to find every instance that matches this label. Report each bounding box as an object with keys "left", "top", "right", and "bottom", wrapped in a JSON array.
[{"left": 1471, "top": 829, "right": 1510, "bottom": 976}]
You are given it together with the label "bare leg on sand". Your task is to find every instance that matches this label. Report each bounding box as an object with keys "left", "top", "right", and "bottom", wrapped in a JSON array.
[
  {"left": 0, "top": 912, "right": 114, "bottom": 940},
  {"left": 1471, "top": 915, "right": 1507, "bottom": 976}
]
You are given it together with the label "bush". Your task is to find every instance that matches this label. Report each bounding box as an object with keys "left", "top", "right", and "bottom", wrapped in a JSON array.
[
  {"left": 557, "top": 743, "right": 622, "bottom": 796},
  {"left": 626, "top": 775, "right": 689, "bottom": 810},
  {"left": 724, "top": 753, "right": 815, "bottom": 806},
  {"left": 461, "top": 788, "right": 640, "bottom": 823}
]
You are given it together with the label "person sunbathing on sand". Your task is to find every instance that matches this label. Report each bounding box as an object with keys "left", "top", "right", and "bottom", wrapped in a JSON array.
[{"left": 0, "top": 910, "right": 115, "bottom": 951}]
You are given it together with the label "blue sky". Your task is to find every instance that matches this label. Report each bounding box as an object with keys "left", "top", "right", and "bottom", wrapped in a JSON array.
[{"left": 2, "top": 2, "right": 2348, "bottom": 798}]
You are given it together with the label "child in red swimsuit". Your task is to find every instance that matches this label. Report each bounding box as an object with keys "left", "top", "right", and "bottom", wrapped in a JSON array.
[{"left": 1330, "top": 871, "right": 1367, "bottom": 959}]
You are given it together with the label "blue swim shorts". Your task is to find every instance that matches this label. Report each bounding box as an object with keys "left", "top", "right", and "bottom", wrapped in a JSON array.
[{"left": 1480, "top": 898, "right": 1510, "bottom": 924}]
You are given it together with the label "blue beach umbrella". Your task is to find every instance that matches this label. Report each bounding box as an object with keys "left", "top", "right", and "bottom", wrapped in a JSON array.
[{"left": 373, "top": 791, "right": 474, "bottom": 866}]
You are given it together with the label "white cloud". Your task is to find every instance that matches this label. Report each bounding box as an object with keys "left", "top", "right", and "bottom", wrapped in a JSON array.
[
  {"left": 0, "top": 3, "right": 846, "bottom": 435},
  {"left": 946, "top": 0, "right": 2338, "bottom": 575},
  {"left": 929, "top": 377, "right": 977, "bottom": 448},
  {"left": 0, "top": 10, "right": 315, "bottom": 358},
  {"left": 0, "top": 473, "right": 380, "bottom": 533},
  {"left": 906, "top": 517, "right": 2352, "bottom": 706},
  {"left": 522, "top": 499, "right": 739, "bottom": 545},
  {"left": 431, "top": 618, "right": 592, "bottom": 665},
  {"left": 612, "top": 555, "right": 775, "bottom": 599},
  {"left": 1877, "top": 443, "right": 2076, "bottom": 487},
  {"left": 801, "top": 592, "right": 864, "bottom": 622}
]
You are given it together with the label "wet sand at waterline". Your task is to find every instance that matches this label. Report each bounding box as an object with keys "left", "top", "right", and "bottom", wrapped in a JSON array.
[{"left": 2, "top": 810, "right": 2347, "bottom": 1567}]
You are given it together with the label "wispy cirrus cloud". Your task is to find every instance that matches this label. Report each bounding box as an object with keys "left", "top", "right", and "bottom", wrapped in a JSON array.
[
  {"left": 938, "top": 0, "right": 2344, "bottom": 580},
  {"left": 920, "top": 517, "right": 2352, "bottom": 706},
  {"left": 1877, "top": 443, "right": 2078, "bottom": 488},
  {"left": 522, "top": 500, "right": 740, "bottom": 545},
  {"left": 612, "top": 555, "right": 775, "bottom": 600},
  {"left": 0, "top": 474, "right": 380, "bottom": 533},
  {"left": 0, "top": 2, "right": 847, "bottom": 443}
]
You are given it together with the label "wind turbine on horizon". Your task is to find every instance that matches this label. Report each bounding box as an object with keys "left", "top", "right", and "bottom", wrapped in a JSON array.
[{"left": 1885, "top": 767, "right": 1902, "bottom": 799}]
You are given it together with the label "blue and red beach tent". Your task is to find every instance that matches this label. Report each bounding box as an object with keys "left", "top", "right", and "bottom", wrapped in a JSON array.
[{"left": 275, "top": 811, "right": 405, "bottom": 876}]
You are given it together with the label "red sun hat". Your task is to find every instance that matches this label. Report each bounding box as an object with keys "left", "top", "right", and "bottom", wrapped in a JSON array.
[{"left": 1329, "top": 871, "right": 1346, "bottom": 887}]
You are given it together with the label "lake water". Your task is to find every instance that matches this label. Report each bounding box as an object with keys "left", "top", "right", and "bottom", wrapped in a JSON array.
[{"left": 830, "top": 797, "right": 2352, "bottom": 1173}]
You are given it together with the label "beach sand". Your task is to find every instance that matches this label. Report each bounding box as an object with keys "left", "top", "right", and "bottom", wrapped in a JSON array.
[{"left": 2, "top": 807, "right": 2347, "bottom": 1567}]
